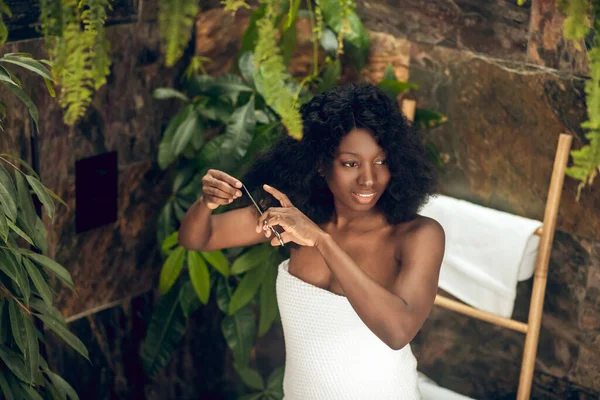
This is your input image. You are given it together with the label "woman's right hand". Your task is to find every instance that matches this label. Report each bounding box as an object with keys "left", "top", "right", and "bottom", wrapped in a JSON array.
[{"left": 200, "top": 169, "right": 243, "bottom": 210}]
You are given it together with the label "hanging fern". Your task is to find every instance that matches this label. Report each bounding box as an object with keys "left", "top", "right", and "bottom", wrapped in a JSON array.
[
  {"left": 80, "top": 0, "right": 112, "bottom": 90},
  {"left": 254, "top": 0, "right": 303, "bottom": 139},
  {"left": 159, "top": 0, "right": 199, "bottom": 67},
  {"left": 335, "top": 0, "right": 355, "bottom": 58},
  {"left": 563, "top": 0, "right": 600, "bottom": 199},
  {"left": 38, "top": 0, "right": 111, "bottom": 126}
]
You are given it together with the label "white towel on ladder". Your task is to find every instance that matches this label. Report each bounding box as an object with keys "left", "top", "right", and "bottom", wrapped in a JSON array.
[{"left": 419, "top": 194, "right": 542, "bottom": 318}]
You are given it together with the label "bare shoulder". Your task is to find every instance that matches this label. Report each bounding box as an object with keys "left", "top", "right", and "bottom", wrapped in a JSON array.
[{"left": 393, "top": 215, "right": 445, "bottom": 261}]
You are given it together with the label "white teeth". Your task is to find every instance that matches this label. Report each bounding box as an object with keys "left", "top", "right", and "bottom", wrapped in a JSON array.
[{"left": 355, "top": 193, "right": 375, "bottom": 198}]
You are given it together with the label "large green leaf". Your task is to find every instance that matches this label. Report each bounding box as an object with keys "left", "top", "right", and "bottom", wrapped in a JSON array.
[
  {"left": 213, "top": 74, "right": 254, "bottom": 104},
  {"left": 14, "top": 172, "right": 36, "bottom": 232},
  {"left": 24, "top": 175, "right": 54, "bottom": 220},
  {"left": 0, "top": 54, "right": 53, "bottom": 81},
  {"left": 0, "top": 65, "right": 18, "bottom": 87},
  {"left": 187, "top": 251, "right": 210, "bottom": 304},
  {"left": 172, "top": 107, "right": 202, "bottom": 156},
  {"left": 215, "top": 275, "right": 231, "bottom": 313},
  {"left": 229, "top": 264, "right": 269, "bottom": 315},
  {"left": 23, "top": 258, "right": 53, "bottom": 306},
  {"left": 158, "top": 106, "right": 193, "bottom": 170},
  {"left": 23, "top": 250, "right": 73, "bottom": 289},
  {"left": 0, "top": 208, "right": 7, "bottom": 242},
  {"left": 161, "top": 231, "right": 179, "bottom": 255},
  {"left": 7, "top": 219, "right": 34, "bottom": 246},
  {"left": 221, "top": 95, "right": 256, "bottom": 161},
  {"left": 159, "top": 246, "right": 186, "bottom": 294},
  {"left": 0, "top": 164, "right": 17, "bottom": 222},
  {"left": 29, "top": 298, "right": 64, "bottom": 325},
  {"left": 8, "top": 300, "right": 27, "bottom": 354},
  {"left": 31, "top": 217, "right": 48, "bottom": 255},
  {"left": 23, "top": 312, "right": 39, "bottom": 383},
  {"left": 36, "top": 314, "right": 89, "bottom": 361},
  {"left": 221, "top": 306, "right": 255, "bottom": 365},
  {"left": 0, "top": 345, "right": 30, "bottom": 383},
  {"left": 45, "top": 369, "right": 79, "bottom": 400},
  {"left": 141, "top": 282, "right": 187, "bottom": 376},
  {"left": 266, "top": 366, "right": 284, "bottom": 397},
  {"left": 153, "top": 88, "right": 189, "bottom": 102},
  {"left": 233, "top": 361, "right": 264, "bottom": 390},
  {"left": 258, "top": 264, "right": 278, "bottom": 337},
  {"left": 201, "top": 250, "right": 230, "bottom": 277},
  {"left": 0, "top": 372, "right": 14, "bottom": 400},
  {"left": 2, "top": 82, "right": 39, "bottom": 131},
  {"left": 18, "top": 382, "right": 44, "bottom": 400},
  {"left": 238, "top": 52, "right": 256, "bottom": 88},
  {"left": 231, "top": 244, "right": 273, "bottom": 275},
  {"left": 0, "top": 250, "right": 23, "bottom": 290},
  {"left": 178, "top": 280, "right": 201, "bottom": 318}
]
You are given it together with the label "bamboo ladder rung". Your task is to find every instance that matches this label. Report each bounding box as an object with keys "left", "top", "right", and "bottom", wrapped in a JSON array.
[{"left": 434, "top": 295, "right": 529, "bottom": 333}]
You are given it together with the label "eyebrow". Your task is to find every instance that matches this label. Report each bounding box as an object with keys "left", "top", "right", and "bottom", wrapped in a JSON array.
[{"left": 337, "top": 151, "right": 386, "bottom": 157}]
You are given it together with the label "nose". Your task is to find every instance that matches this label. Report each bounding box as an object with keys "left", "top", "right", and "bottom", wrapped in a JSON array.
[{"left": 357, "top": 164, "right": 375, "bottom": 187}]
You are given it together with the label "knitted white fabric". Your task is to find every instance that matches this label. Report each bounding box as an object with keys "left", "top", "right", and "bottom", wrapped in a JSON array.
[{"left": 276, "top": 259, "right": 421, "bottom": 400}]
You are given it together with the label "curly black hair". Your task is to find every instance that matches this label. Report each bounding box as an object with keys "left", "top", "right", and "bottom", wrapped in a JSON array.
[{"left": 239, "top": 82, "right": 438, "bottom": 226}]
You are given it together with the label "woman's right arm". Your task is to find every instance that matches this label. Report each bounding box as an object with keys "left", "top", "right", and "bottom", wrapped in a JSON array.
[{"left": 178, "top": 169, "right": 269, "bottom": 252}]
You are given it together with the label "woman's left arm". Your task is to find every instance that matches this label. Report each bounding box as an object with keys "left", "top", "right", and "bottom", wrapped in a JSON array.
[
  {"left": 258, "top": 185, "right": 445, "bottom": 350},
  {"left": 315, "top": 219, "right": 444, "bottom": 350}
]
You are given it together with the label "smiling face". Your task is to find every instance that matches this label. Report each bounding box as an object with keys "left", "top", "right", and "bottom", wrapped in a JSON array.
[{"left": 324, "top": 128, "right": 391, "bottom": 212}]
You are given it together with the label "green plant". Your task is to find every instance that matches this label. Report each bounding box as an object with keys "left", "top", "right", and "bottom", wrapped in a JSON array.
[
  {"left": 518, "top": 0, "right": 600, "bottom": 199},
  {"left": 0, "top": 27, "right": 89, "bottom": 398},
  {"left": 142, "top": 1, "right": 446, "bottom": 398},
  {"left": 38, "top": 0, "right": 112, "bottom": 126},
  {"left": 0, "top": 155, "right": 89, "bottom": 400}
]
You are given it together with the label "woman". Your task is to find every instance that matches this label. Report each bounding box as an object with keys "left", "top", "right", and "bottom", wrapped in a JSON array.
[{"left": 178, "top": 82, "right": 445, "bottom": 399}]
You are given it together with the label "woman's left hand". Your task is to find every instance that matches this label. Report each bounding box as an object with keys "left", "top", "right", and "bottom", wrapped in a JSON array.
[{"left": 256, "top": 184, "right": 326, "bottom": 247}]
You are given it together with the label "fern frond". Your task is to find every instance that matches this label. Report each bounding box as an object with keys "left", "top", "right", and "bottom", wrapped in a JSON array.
[
  {"left": 221, "top": 0, "right": 250, "bottom": 12},
  {"left": 38, "top": 0, "right": 111, "bottom": 125},
  {"left": 314, "top": 0, "right": 324, "bottom": 41},
  {"left": 254, "top": 0, "right": 303, "bottom": 139},
  {"left": 0, "top": 0, "right": 12, "bottom": 45},
  {"left": 57, "top": 22, "right": 96, "bottom": 125},
  {"left": 564, "top": 1, "right": 600, "bottom": 199},
  {"left": 564, "top": 0, "right": 590, "bottom": 41},
  {"left": 159, "top": 0, "right": 199, "bottom": 67},
  {"left": 335, "top": 0, "right": 355, "bottom": 58},
  {"left": 80, "top": 0, "right": 112, "bottom": 90}
]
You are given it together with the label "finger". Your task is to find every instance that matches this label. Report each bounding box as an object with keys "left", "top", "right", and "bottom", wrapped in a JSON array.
[
  {"left": 205, "top": 176, "right": 242, "bottom": 197},
  {"left": 205, "top": 195, "right": 234, "bottom": 205},
  {"left": 203, "top": 186, "right": 235, "bottom": 201},
  {"left": 256, "top": 210, "right": 270, "bottom": 233},
  {"left": 263, "top": 184, "right": 294, "bottom": 207},
  {"left": 209, "top": 169, "right": 242, "bottom": 189},
  {"left": 257, "top": 208, "right": 286, "bottom": 232},
  {"left": 271, "top": 232, "right": 292, "bottom": 246}
]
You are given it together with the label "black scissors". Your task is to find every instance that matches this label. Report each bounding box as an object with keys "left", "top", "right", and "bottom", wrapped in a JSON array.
[{"left": 241, "top": 183, "right": 285, "bottom": 247}]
